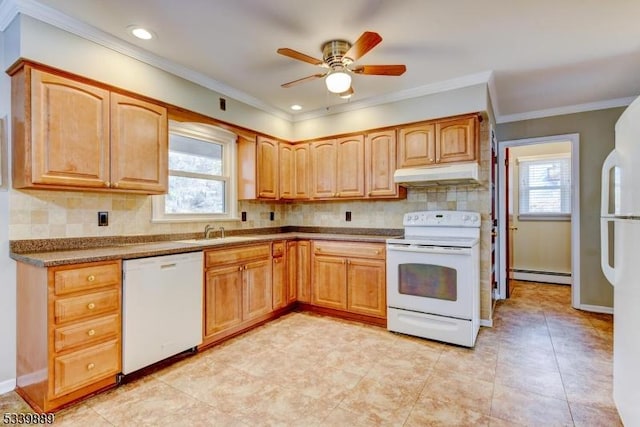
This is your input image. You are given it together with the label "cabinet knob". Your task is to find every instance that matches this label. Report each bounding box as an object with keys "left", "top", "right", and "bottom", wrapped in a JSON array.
[
  {"left": 87, "top": 275, "right": 95, "bottom": 282},
  {"left": 87, "top": 363, "right": 95, "bottom": 370},
  {"left": 112, "top": 182, "right": 119, "bottom": 189},
  {"left": 244, "top": 265, "right": 248, "bottom": 270},
  {"left": 334, "top": 193, "right": 339, "bottom": 197},
  {"left": 238, "top": 266, "right": 243, "bottom": 272},
  {"left": 274, "top": 258, "right": 279, "bottom": 264},
  {"left": 105, "top": 181, "right": 110, "bottom": 187},
  {"left": 87, "top": 329, "right": 96, "bottom": 336},
  {"left": 87, "top": 303, "right": 96, "bottom": 310}
]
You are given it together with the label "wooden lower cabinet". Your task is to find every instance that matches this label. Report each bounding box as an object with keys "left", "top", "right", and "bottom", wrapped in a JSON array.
[
  {"left": 202, "top": 243, "right": 275, "bottom": 346},
  {"left": 272, "top": 241, "right": 287, "bottom": 310},
  {"left": 310, "top": 241, "right": 386, "bottom": 320},
  {"left": 293, "top": 240, "right": 311, "bottom": 303},
  {"left": 16, "top": 260, "right": 122, "bottom": 412}
]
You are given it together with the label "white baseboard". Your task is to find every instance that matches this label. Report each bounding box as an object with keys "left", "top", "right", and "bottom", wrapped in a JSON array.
[
  {"left": 0, "top": 378, "right": 16, "bottom": 395},
  {"left": 480, "top": 319, "right": 493, "bottom": 327},
  {"left": 579, "top": 304, "right": 614, "bottom": 314},
  {"left": 513, "top": 271, "right": 572, "bottom": 285}
]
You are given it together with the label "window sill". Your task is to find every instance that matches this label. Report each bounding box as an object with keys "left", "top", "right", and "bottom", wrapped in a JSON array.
[{"left": 151, "top": 215, "right": 241, "bottom": 223}]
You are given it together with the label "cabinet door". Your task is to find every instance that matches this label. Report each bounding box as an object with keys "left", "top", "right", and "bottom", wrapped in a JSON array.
[
  {"left": 398, "top": 124, "right": 436, "bottom": 168},
  {"left": 279, "top": 143, "right": 294, "bottom": 200},
  {"left": 436, "top": 116, "right": 477, "bottom": 163},
  {"left": 272, "top": 255, "right": 287, "bottom": 310},
  {"left": 347, "top": 258, "right": 387, "bottom": 318},
  {"left": 243, "top": 259, "right": 273, "bottom": 320},
  {"left": 257, "top": 137, "right": 279, "bottom": 199},
  {"left": 30, "top": 69, "right": 110, "bottom": 188},
  {"left": 293, "top": 144, "right": 310, "bottom": 199},
  {"left": 366, "top": 130, "right": 398, "bottom": 197},
  {"left": 310, "top": 139, "right": 337, "bottom": 198},
  {"left": 296, "top": 240, "right": 311, "bottom": 303},
  {"left": 336, "top": 135, "right": 365, "bottom": 198},
  {"left": 110, "top": 93, "right": 168, "bottom": 193},
  {"left": 237, "top": 134, "right": 257, "bottom": 200},
  {"left": 204, "top": 265, "right": 243, "bottom": 336},
  {"left": 286, "top": 241, "right": 298, "bottom": 304},
  {"left": 311, "top": 254, "right": 347, "bottom": 310}
]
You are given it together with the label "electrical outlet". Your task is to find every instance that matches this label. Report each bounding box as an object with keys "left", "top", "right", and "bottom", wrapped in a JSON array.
[
  {"left": 241, "top": 211, "right": 247, "bottom": 222},
  {"left": 219, "top": 97, "right": 226, "bottom": 111},
  {"left": 98, "top": 211, "right": 109, "bottom": 226},
  {"left": 346, "top": 211, "right": 352, "bottom": 222},
  {"left": 269, "top": 211, "right": 275, "bottom": 221}
]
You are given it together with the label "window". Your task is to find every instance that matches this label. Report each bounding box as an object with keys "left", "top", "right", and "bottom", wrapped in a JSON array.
[
  {"left": 518, "top": 154, "right": 571, "bottom": 219},
  {"left": 152, "top": 121, "right": 237, "bottom": 222}
]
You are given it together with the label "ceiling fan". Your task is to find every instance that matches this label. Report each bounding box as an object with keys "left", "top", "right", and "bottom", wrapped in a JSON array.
[{"left": 277, "top": 31, "right": 406, "bottom": 97}]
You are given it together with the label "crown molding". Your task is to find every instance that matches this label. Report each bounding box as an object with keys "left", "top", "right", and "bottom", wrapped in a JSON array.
[
  {"left": 0, "top": 0, "right": 19, "bottom": 30},
  {"left": 292, "top": 70, "right": 494, "bottom": 122},
  {"left": 0, "top": 0, "right": 294, "bottom": 121},
  {"left": 497, "top": 96, "right": 636, "bottom": 124}
]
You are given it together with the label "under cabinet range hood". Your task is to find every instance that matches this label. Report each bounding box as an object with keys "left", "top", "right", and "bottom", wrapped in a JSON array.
[{"left": 394, "top": 163, "right": 480, "bottom": 187}]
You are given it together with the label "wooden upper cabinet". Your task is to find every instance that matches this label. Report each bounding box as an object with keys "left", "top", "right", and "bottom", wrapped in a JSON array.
[
  {"left": 336, "top": 135, "right": 365, "bottom": 198},
  {"left": 310, "top": 139, "right": 337, "bottom": 198},
  {"left": 237, "top": 134, "right": 257, "bottom": 200},
  {"left": 293, "top": 144, "right": 310, "bottom": 199},
  {"left": 110, "top": 93, "right": 167, "bottom": 192},
  {"left": 398, "top": 124, "right": 436, "bottom": 168},
  {"left": 256, "top": 136, "right": 279, "bottom": 199},
  {"left": 365, "top": 130, "right": 398, "bottom": 197},
  {"left": 436, "top": 116, "right": 477, "bottom": 163},
  {"left": 279, "top": 143, "right": 294, "bottom": 200},
  {"left": 11, "top": 63, "right": 168, "bottom": 194},
  {"left": 23, "top": 68, "right": 111, "bottom": 189}
]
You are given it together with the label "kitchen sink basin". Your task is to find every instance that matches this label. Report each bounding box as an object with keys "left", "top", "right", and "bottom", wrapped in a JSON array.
[{"left": 174, "top": 236, "right": 256, "bottom": 245}]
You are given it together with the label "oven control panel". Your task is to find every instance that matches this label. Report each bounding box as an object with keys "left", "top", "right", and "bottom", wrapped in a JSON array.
[{"left": 403, "top": 211, "right": 480, "bottom": 227}]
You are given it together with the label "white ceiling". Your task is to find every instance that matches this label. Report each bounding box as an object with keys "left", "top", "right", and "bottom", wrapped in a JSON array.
[{"left": 7, "top": 0, "right": 640, "bottom": 122}]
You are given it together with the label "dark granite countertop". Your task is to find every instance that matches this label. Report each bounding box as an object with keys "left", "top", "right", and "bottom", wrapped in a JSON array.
[{"left": 10, "top": 227, "right": 403, "bottom": 267}]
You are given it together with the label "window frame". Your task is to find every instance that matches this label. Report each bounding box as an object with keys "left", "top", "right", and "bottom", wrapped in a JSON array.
[
  {"left": 517, "top": 153, "right": 571, "bottom": 221},
  {"left": 152, "top": 121, "right": 238, "bottom": 223}
]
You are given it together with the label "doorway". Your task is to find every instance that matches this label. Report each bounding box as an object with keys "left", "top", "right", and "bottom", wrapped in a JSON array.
[{"left": 497, "top": 134, "right": 581, "bottom": 308}]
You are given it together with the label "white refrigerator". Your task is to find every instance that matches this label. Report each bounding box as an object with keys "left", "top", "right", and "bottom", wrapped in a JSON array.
[{"left": 601, "top": 95, "right": 640, "bottom": 426}]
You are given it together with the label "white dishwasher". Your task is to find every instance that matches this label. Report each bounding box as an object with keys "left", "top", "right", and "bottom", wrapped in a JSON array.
[{"left": 122, "top": 252, "right": 203, "bottom": 375}]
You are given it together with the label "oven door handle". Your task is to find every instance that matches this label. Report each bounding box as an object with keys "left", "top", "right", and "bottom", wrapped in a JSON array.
[{"left": 386, "top": 244, "right": 472, "bottom": 255}]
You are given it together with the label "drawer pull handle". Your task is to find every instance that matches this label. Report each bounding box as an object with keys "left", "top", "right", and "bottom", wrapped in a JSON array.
[
  {"left": 87, "top": 363, "right": 95, "bottom": 370},
  {"left": 87, "top": 303, "right": 96, "bottom": 310},
  {"left": 87, "top": 329, "right": 96, "bottom": 336},
  {"left": 87, "top": 275, "right": 95, "bottom": 282}
]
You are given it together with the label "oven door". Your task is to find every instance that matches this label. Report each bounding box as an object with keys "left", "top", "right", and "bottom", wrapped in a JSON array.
[{"left": 386, "top": 242, "right": 476, "bottom": 320}]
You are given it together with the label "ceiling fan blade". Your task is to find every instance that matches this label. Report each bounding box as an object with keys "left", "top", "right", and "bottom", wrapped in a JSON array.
[
  {"left": 281, "top": 73, "right": 327, "bottom": 88},
  {"left": 344, "top": 31, "right": 382, "bottom": 61},
  {"left": 352, "top": 65, "right": 407, "bottom": 76},
  {"left": 277, "top": 48, "right": 324, "bottom": 66}
]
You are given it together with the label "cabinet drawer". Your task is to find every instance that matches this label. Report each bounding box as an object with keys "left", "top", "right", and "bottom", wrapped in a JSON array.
[
  {"left": 272, "top": 241, "right": 285, "bottom": 257},
  {"left": 313, "top": 241, "right": 385, "bottom": 260},
  {"left": 54, "top": 262, "right": 120, "bottom": 295},
  {"left": 53, "top": 339, "right": 119, "bottom": 398},
  {"left": 54, "top": 288, "right": 120, "bottom": 324},
  {"left": 205, "top": 244, "right": 270, "bottom": 268},
  {"left": 54, "top": 314, "right": 120, "bottom": 353}
]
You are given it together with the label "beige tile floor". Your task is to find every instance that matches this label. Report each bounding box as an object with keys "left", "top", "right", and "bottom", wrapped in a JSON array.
[{"left": 0, "top": 281, "right": 622, "bottom": 426}]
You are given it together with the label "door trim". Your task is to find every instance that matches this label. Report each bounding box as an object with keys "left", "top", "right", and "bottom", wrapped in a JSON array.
[{"left": 497, "top": 133, "right": 581, "bottom": 309}]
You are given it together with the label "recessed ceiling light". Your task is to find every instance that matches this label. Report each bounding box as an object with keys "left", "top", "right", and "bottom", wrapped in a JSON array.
[
  {"left": 290, "top": 104, "right": 302, "bottom": 111},
  {"left": 128, "top": 25, "right": 154, "bottom": 40}
]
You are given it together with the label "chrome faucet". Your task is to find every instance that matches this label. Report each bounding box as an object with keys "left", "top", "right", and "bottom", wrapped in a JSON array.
[
  {"left": 204, "top": 224, "right": 215, "bottom": 239},
  {"left": 219, "top": 226, "right": 225, "bottom": 238}
]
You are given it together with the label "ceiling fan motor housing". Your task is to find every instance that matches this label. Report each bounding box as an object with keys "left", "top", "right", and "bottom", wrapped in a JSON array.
[{"left": 322, "top": 40, "right": 352, "bottom": 69}]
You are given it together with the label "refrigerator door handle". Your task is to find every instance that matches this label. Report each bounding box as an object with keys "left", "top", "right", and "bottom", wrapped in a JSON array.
[
  {"left": 601, "top": 150, "right": 621, "bottom": 216},
  {"left": 600, "top": 218, "right": 616, "bottom": 285}
]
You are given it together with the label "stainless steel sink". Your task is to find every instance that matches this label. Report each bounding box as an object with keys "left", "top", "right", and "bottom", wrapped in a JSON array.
[{"left": 174, "top": 236, "right": 256, "bottom": 245}]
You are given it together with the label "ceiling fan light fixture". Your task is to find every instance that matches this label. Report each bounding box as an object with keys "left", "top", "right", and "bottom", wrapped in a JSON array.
[{"left": 325, "top": 71, "right": 352, "bottom": 94}]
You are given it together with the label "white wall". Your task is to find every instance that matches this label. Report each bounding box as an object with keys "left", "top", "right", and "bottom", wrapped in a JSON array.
[
  {"left": 0, "top": 28, "right": 17, "bottom": 393},
  {"left": 293, "top": 84, "right": 488, "bottom": 140},
  {"left": 12, "top": 15, "right": 294, "bottom": 141}
]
